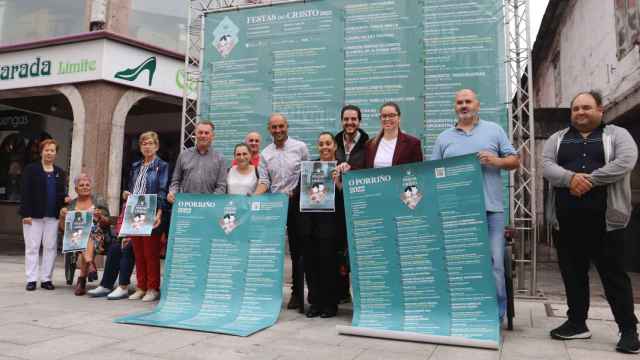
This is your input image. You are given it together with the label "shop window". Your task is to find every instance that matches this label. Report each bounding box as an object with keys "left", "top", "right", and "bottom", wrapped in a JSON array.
[
  {"left": 0, "top": 111, "right": 48, "bottom": 201},
  {"left": 0, "top": 109, "right": 72, "bottom": 203}
]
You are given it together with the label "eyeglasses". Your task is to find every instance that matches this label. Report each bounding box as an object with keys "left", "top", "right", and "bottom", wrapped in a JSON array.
[{"left": 380, "top": 113, "right": 399, "bottom": 120}]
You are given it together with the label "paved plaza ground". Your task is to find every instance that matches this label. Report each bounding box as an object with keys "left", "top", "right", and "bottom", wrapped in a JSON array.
[{"left": 1, "top": 251, "right": 639, "bottom": 360}]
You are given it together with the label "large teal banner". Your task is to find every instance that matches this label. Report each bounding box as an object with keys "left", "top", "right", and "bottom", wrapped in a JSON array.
[
  {"left": 201, "top": 0, "right": 505, "bottom": 159},
  {"left": 115, "top": 193, "right": 288, "bottom": 336},
  {"left": 340, "top": 154, "right": 500, "bottom": 348}
]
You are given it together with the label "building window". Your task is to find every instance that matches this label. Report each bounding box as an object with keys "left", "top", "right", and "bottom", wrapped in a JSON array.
[
  {"left": 0, "top": 1, "right": 87, "bottom": 46},
  {"left": 615, "top": 0, "right": 640, "bottom": 60},
  {"left": 129, "top": 0, "right": 189, "bottom": 54}
]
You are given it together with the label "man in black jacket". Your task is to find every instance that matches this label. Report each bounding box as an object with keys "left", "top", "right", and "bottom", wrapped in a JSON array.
[
  {"left": 336, "top": 105, "right": 370, "bottom": 170},
  {"left": 334, "top": 105, "right": 369, "bottom": 303}
]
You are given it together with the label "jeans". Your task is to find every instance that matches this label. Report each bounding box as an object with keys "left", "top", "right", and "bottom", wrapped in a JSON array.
[
  {"left": 487, "top": 211, "right": 506, "bottom": 318},
  {"left": 100, "top": 241, "right": 134, "bottom": 288}
]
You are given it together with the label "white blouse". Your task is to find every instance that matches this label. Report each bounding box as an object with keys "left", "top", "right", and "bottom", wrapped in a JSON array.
[
  {"left": 227, "top": 166, "right": 258, "bottom": 195},
  {"left": 373, "top": 137, "right": 397, "bottom": 168}
]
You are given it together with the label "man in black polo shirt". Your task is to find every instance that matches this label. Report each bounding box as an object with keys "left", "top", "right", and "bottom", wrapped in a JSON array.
[{"left": 543, "top": 91, "right": 639, "bottom": 354}]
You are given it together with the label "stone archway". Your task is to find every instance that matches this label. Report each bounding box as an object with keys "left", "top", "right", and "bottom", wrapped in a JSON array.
[
  {"left": 106, "top": 89, "right": 152, "bottom": 215},
  {"left": 55, "top": 85, "right": 86, "bottom": 198}
]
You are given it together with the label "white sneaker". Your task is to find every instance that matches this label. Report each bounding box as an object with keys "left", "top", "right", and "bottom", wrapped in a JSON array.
[
  {"left": 107, "top": 286, "right": 129, "bottom": 300},
  {"left": 128, "top": 289, "right": 146, "bottom": 300},
  {"left": 142, "top": 289, "right": 159, "bottom": 302},
  {"left": 87, "top": 286, "right": 111, "bottom": 298}
]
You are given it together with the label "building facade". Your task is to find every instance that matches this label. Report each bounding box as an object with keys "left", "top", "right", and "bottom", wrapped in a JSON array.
[
  {"left": 0, "top": 0, "right": 190, "bottom": 240},
  {"left": 532, "top": 0, "right": 640, "bottom": 269}
]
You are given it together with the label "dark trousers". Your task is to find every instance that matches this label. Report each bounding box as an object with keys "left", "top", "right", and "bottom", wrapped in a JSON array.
[
  {"left": 100, "top": 241, "right": 134, "bottom": 288},
  {"left": 304, "top": 231, "right": 339, "bottom": 308},
  {"left": 556, "top": 212, "right": 638, "bottom": 331},
  {"left": 288, "top": 197, "right": 301, "bottom": 295}
]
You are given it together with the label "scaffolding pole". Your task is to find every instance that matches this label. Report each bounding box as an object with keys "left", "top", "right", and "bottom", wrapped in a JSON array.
[{"left": 504, "top": 0, "right": 539, "bottom": 297}]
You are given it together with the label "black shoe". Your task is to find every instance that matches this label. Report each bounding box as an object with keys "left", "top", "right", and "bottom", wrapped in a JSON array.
[
  {"left": 616, "top": 330, "right": 640, "bottom": 354},
  {"left": 306, "top": 305, "right": 322, "bottom": 318},
  {"left": 25, "top": 282, "right": 36, "bottom": 291},
  {"left": 550, "top": 320, "right": 591, "bottom": 340},
  {"left": 287, "top": 294, "right": 301, "bottom": 310},
  {"left": 40, "top": 281, "right": 55, "bottom": 290},
  {"left": 88, "top": 271, "right": 98, "bottom": 282},
  {"left": 320, "top": 305, "right": 338, "bottom": 318}
]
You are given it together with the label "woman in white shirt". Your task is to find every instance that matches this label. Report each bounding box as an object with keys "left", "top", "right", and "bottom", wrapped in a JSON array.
[
  {"left": 364, "top": 101, "right": 423, "bottom": 168},
  {"left": 227, "top": 143, "right": 258, "bottom": 195}
]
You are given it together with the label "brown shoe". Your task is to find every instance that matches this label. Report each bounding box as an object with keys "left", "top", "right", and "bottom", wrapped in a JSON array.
[
  {"left": 287, "top": 294, "right": 301, "bottom": 310},
  {"left": 74, "top": 277, "right": 86, "bottom": 296}
]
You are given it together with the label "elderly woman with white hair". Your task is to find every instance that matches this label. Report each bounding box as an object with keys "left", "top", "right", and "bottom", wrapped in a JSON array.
[{"left": 58, "top": 173, "right": 112, "bottom": 296}]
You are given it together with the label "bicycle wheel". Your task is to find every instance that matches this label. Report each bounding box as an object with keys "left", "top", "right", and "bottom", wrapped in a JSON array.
[
  {"left": 504, "top": 243, "right": 515, "bottom": 330},
  {"left": 64, "top": 252, "right": 76, "bottom": 285}
]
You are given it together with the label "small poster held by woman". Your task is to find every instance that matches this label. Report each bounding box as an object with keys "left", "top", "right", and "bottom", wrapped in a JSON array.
[
  {"left": 62, "top": 211, "right": 93, "bottom": 253},
  {"left": 119, "top": 194, "right": 157, "bottom": 236},
  {"left": 300, "top": 161, "right": 337, "bottom": 212}
]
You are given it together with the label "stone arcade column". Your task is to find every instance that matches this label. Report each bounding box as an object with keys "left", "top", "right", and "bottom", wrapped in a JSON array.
[
  {"left": 74, "top": 82, "right": 128, "bottom": 204},
  {"left": 107, "top": 89, "right": 151, "bottom": 215},
  {"left": 55, "top": 85, "right": 86, "bottom": 199}
]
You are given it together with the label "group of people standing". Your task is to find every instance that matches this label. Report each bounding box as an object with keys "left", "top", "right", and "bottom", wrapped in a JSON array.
[{"left": 17, "top": 88, "right": 639, "bottom": 353}]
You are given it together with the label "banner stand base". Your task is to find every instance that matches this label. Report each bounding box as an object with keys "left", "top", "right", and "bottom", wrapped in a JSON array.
[{"left": 336, "top": 325, "right": 500, "bottom": 350}]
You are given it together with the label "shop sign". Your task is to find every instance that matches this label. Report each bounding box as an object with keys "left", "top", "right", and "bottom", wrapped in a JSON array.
[
  {"left": 0, "top": 39, "right": 195, "bottom": 99},
  {"left": 0, "top": 111, "right": 33, "bottom": 130},
  {"left": 0, "top": 41, "right": 104, "bottom": 90},
  {"left": 104, "top": 41, "right": 195, "bottom": 98}
]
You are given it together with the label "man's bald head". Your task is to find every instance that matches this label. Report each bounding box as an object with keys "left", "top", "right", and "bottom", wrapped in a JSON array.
[
  {"left": 455, "top": 89, "right": 478, "bottom": 101},
  {"left": 268, "top": 113, "right": 289, "bottom": 146},
  {"left": 268, "top": 112, "right": 288, "bottom": 125},
  {"left": 245, "top": 131, "right": 261, "bottom": 155},
  {"left": 454, "top": 89, "right": 480, "bottom": 123}
]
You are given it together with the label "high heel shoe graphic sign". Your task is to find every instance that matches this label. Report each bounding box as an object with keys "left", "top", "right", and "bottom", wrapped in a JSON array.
[{"left": 114, "top": 56, "right": 156, "bottom": 86}]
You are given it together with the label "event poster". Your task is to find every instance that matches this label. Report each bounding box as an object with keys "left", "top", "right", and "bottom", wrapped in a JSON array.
[
  {"left": 342, "top": 154, "right": 500, "bottom": 346},
  {"left": 202, "top": 0, "right": 506, "bottom": 159},
  {"left": 119, "top": 194, "right": 157, "bottom": 237},
  {"left": 300, "top": 160, "right": 337, "bottom": 212},
  {"left": 116, "top": 193, "right": 288, "bottom": 337},
  {"left": 62, "top": 211, "right": 93, "bottom": 253}
]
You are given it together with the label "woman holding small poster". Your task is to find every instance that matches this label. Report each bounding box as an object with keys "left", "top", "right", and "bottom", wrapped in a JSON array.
[
  {"left": 58, "top": 174, "right": 111, "bottom": 296},
  {"left": 297, "top": 132, "right": 348, "bottom": 318},
  {"left": 120, "top": 131, "right": 168, "bottom": 302}
]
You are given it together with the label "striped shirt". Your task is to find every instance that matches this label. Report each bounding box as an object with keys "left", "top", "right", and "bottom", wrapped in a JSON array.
[{"left": 132, "top": 163, "right": 150, "bottom": 194}]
